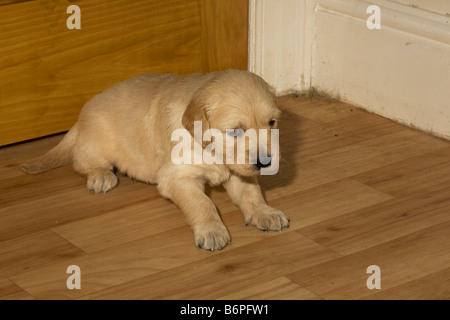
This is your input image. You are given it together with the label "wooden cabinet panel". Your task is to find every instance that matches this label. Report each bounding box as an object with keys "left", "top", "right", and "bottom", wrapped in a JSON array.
[{"left": 0, "top": 0, "right": 248, "bottom": 146}]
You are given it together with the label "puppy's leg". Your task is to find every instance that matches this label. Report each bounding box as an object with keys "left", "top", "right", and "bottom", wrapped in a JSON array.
[
  {"left": 224, "top": 175, "right": 289, "bottom": 231},
  {"left": 158, "top": 178, "right": 230, "bottom": 250},
  {"left": 72, "top": 148, "right": 118, "bottom": 194}
]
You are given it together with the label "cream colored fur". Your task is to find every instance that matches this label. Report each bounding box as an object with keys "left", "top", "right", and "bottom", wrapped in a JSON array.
[{"left": 22, "top": 70, "right": 289, "bottom": 250}]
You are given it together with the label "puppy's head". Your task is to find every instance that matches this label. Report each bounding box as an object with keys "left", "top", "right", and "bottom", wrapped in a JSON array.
[{"left": 182, "top": 70, "right": 280, "bottom": 177}]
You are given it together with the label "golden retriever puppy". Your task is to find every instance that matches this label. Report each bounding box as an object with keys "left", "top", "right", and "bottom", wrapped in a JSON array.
[{"left": 22, "top": 70, "right": 289, "bottom": 250}]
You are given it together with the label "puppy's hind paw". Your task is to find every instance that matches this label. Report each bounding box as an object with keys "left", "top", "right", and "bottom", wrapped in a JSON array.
[{"left": 87, "top": 169, "right": 118, "bottom": 194}]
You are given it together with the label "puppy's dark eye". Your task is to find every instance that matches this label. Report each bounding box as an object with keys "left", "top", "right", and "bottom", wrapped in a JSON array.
[{"left": 268, "top": 120, "right": 276, "bottom": 126}]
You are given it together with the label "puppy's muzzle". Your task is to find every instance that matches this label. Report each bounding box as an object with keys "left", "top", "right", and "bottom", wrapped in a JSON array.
[{"left": 254, "top": 155, "right": 272, "bottom": 170}]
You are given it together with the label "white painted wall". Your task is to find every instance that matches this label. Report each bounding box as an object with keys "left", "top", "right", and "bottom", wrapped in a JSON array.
[
  {"left": 249, "top": 0, "right": 450, "bottom": 140},
  {"left": 248, "top": 0, "right": 316, "bottom": 93}
]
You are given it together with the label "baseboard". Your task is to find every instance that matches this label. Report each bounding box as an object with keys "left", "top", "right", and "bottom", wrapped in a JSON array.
[
  {"left": 318, "top": 0, "right": 449, "bottom": 44},
  {"left": 313, "top": 0, "right": 450, "bottom": 140}
]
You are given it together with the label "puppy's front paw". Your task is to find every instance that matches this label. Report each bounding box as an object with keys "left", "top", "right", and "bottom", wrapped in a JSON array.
[
  {"left": 87, "top": 169, "right": 118, "bottom": 194},
  {"left": 246, "top": 205, "right": 290, "bottom": 231},
  {"left": 194, "top": 222, "right": 231, "bottom": 251}
]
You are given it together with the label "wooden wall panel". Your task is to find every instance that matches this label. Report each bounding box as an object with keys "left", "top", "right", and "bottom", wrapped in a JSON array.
[
  {"left": 0, "top": 0, "right": 248, "bottom": 146},
  {"left": 200, "top": 0, "right": 249, "bottom": 72}
]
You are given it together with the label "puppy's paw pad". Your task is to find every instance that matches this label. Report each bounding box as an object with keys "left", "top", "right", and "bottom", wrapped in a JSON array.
[
  {"left": 195, "top": 223, "right": 231, "bottom": 251},
  {"left": 246, "top": 206, "right": 289, "bottom": 231},
  {"left": 87, "top": 169, "right": 118, "bottom": 194}
]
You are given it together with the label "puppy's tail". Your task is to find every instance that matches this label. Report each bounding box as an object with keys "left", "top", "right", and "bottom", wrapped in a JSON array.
[{"left": 21, "top": 123, "right": 78, "bottom": 175}]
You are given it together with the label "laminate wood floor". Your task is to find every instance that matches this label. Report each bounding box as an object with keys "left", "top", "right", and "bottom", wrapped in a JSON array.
[{"left": 1, "top": 95, "right": 449, "bottom": 300}]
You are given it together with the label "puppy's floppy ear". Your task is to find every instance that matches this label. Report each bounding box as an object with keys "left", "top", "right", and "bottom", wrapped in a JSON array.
[{"left": 182, "top": 93, "right": 210, "bottom": 142}]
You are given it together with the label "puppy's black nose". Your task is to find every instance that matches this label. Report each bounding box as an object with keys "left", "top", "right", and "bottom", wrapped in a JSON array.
[{"left": 255, "top": 157, "right": 271, "bottom": 169}]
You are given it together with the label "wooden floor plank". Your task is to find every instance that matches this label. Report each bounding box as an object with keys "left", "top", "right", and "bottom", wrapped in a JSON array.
[
  {"left": 52, "top": 197, "right": 185, "bottom": 253},
  {"left": 78, "top": 232, "right": 340, "bottom": 300},
  {"left": 218, "top": 276, "right": 322, "bottom": 300},
  {"left": 280, "top": 96, "right": 365, "bottom": 123},
  {"left": 10, "top": 226, "right": 210, "bottom": 300},
  {"left": 352, "top": 147, "right": 450, "bottom": 197},
  {"left": 0, "top": 230, "right": 85, "bottom": 279},
  {"left": 0, "top": 173, "right": 157, "bottom": 242},
  {"left": 362, "top": 267, "right": 450, "bottom": 300},
  {"left": 266, "top": 178, "right": 392, "bottom": 229},
  {"left": 10, "top": 215, "right": 300, "bottom": 299},
  {"left": 0, "top": 278, "right": 34, "bottom": 300},
  {"left": 301, "top": 129, "right": 449, "bottom": 180},
  {"left": 298, "top": 182, "right": 450, "bottom": 255},
  {"left": 261, "top": 113, "right": 449, "bottom": 200},
  {"left": 286, "top": 222, "right": 450, "bottom": 300}
]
